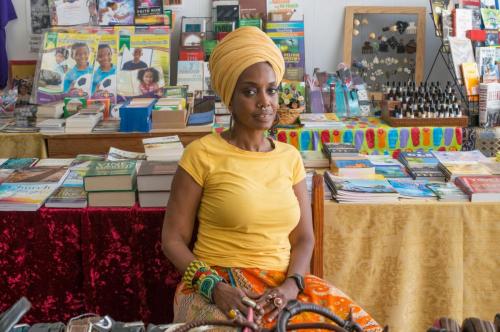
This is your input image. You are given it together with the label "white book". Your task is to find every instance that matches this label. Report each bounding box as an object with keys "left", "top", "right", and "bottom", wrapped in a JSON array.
[
  {"left": 177, "top": 61, "right": 204, "bottom": 93},
  {"left": 107, "top": 147, "right": 146, "bottom": 161},
  {"left": 454, "top": 8, "right": 473, "bottom": 38},
  {"left": 449, "top": 37, "right": 475, "bottom": 84},
  {"left": 35, "top": 158, "right": 75, "bottom": 167}
]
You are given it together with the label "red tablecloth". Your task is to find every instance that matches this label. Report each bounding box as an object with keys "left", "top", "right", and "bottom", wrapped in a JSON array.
[{"left": 0, "top": 206, "right": 181, "bottom": 324}]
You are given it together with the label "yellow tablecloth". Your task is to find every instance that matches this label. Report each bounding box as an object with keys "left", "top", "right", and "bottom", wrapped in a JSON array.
[
  {"left": 0, "top": 133, "right": 47, "bottom": 158},
  {"left": 323, "top": 201, "right": 500, "bottom": 332}
]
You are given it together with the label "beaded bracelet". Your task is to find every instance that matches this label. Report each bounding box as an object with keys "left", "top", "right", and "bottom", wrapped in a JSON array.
[{"left": 182, "top": 260, "right": 225, "bottom": 303}]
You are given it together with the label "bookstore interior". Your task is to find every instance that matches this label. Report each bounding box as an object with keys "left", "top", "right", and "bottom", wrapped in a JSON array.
[{"left": 0, "top": 0, "right": 499, "bottom": 331}]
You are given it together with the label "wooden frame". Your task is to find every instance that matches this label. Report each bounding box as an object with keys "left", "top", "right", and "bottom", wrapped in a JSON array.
[
  {"left": 343, "top": 6, "right": 427, "bottom": 85},
  {"left": 310, "top": 172, "right": 324, "bottom": 278}
]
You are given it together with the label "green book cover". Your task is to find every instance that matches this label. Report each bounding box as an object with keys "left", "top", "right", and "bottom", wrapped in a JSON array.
[{"left": 85, "top": 160, "right": 137, "bottom": 177}]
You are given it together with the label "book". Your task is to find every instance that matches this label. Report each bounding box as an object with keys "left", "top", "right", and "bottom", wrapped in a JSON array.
[
  {"left": 439, "top": 162, "right": 492, "bottom": 180},
  {"left": 279, "top": 80, "right": 305, "bottom": 109},
  {"left": 107, "top": 147, "right": 146, "bottom": 161},
  {"left": 91, "top": 34, "right": 119, "bottom": 103},
  {"left": 374, "top": 165, "right": 411, "bottom": 179},
  {"left": 4, "top": 167, "right": 69, "bottom": 184},
  {"left": 323, "top": 172, "right": 400, "bottom": 203},
  {"left": 322, "top": 142, "right": 358, "bottom": 158},
  {"left": 62, "top": 169, "right": 86, "bottom": 187},
  {"left": 45, "top": 186, "right": 87, "bottom": 208},
  {"left": 266, "top": 21, "right": 305, "bottom": 82},
  {"left": 97, "top": 0, "right": 135, "bottom": 25},
  {"left": 35, "top": 32, "right": 100, "bottom": 104},
  {"left": 432, "top": 150, "right": 490, "bottom": 163},
  {"left": 239, "top": 0, "right": 266, "bottom": 19},
  {"left": 480, "top": 0, "right": 497, "bottom": 8},
  {"left": 0, "top": 183, "right": 59, "bottom": 211},
  {"left": 449, "top": 37, "right": 475, "bottom": 84},
  {"left": 425, "top": 182, "right": 469, "bottom": 202},
  {"left": 479, "top": 82, "right": 500, "bottom": 127},
  {"left": 266, "top": 0, "right": 303, "bottom": 21},
  {"left": 453, "top": 8, "right": 473, "bottom": 38},
  {"left": 407, "top": 166, "right": 446, "bottom": 181},
  {"left": 461, "top": 62, "right": 480, "bottom": 100},
  {"left": 300, "top": 150, "right": 329, "bottom": 168},
  {"left": 117, "top": 34, "right": 170, "bottom": 100},
  {"left": 454, "top": 175, "right": 500, "bottom": 201},
  {"left": 35, "top": 158, "right": 74, "bottom": 167},
  {"left": 481, "top": 8, "right": 500, "bottom": 28},
  {"left": 299, "top": 113, "right": 344, "bottom": 129},
  {"left": 0, "top": 169, "right": 15, "bottom": 184},
  {"left": 484, "top": 29, "right": 499, "bottom": 45},
  {"left": 187, "top": 111, "right": 214, "bottom": 126},
  {"left": 399, "top": 152, "right": 440, "bottom": 168},
  {"left": 48, "top": 0, "right": 97, "bottom": 26},
  {"left": 367, "top": 155, "right": 404, "bottom": 166},
  {"left": 138, "top": 191, "right": 170, "bottom": 207},
  {"left": 142, "top": 135, "right": 184, "bottom": 161},
  {"left": 176, "top": 61, "right": 204, "bottom": 93},
  {"left": 137, "top": 160, "right": 177, "bottom": 191},
  {"left": 331, "top": 159, "right": 375, "bottom": 178},
  {"left": 69, "top": 154, "right": 106, "bottom": 170},
  {"left": 36, "top": 101, "right": 65, "bottom": 118},
  {"left": 388, "top": 179, "right": 438, "bottom": 200},
  {"left": 135, "top": 0, "right": 164, "bottom": 25},
  {"left": 431, "top": 0, "right": 453, "bottom": 35},
  {"left": 0, "top": 158, "right": 39, "bottom": 170},
  {"left": 84, "top": 160, "right": 137, "bottom": 191},
  {"left": 475, "top": 47, "right": 498, "bottom": 83},
  {"left": 88, "top": 190, "right": 136, "bottom": 207}
]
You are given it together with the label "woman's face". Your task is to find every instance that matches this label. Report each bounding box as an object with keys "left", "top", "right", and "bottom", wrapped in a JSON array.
[
  {"left": 55, "top": 52, "right": 65, "bottom": 64},
  {"left": 230, "top": 62, "right": 279, "bottom": 131},
  {"left": 97, "top": 47, "right": 112, "bottom": 68},
  {"left": 143, "top": 71, "right": 154, "bottom": 84},
  {"left": 74, "top": 46, "right": 89, "bottom": 68}
]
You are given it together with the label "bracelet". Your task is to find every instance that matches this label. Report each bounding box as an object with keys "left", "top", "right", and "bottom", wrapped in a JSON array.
[{"left": 182, "top": 260, "right": 225, "bottom": 303}]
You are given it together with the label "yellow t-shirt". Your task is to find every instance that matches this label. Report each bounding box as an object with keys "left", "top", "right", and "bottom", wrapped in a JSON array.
[{"left": 178, "top": 133, "right": 306, "bottom": 272}]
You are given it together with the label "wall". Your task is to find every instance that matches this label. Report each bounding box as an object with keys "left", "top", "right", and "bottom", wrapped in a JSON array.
[{"left": 6, "top": 0, "right": 449, "bottom": 83}]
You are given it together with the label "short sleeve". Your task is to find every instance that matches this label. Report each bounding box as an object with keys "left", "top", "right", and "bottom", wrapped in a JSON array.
[
  {"left": 292, "top": 149, "right": 306, "bottom": 185},
  {"left": 1, "top": 0, "right": 17, "bottom": 28},
  {"left": 178, "top": 139, "right": 209, "bottom": 187}
]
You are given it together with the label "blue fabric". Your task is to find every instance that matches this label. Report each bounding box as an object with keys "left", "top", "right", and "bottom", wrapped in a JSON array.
[
  {"left": 63, "top": 65, "right": 93, "bottom": 93},
  {"left": 92, "top": 65, "right": 116, "bottom": 93},
  {"left": 0, "top": 0, "right": 17, "bottom": 89}
]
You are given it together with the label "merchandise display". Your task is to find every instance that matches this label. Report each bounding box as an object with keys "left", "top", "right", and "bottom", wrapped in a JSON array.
[{"left": 1, "top": 1, "right": 500, "bottom": 331}]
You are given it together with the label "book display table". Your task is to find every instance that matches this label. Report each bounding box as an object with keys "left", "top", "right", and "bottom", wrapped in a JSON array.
[
  {"left": 0, "top": 206, "right": 180, "bottom": 324},
  {"left": 276, "top": 117, "right": 463, "bottom": 157},
  {"left": 0, "top": 133, "right": 47, "bottom": 158},
  {"left": 43, "top": 127, "right": 212, "bottom": 157},
  {"left": 322, "top": 200, "right": 500, "bottom": 332}
]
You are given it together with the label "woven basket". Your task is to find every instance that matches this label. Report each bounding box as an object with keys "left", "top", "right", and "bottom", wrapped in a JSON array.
[{"left": 277, "top": 107, "right": 303, "bottom": 125}]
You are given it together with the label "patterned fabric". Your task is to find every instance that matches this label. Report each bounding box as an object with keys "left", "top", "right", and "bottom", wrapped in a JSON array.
[
  {"left": 0, "top": 207, "right": 181, "bottom": 324},
  {"left": 173, "top": 267, "right": 383, "bottom": 331}
]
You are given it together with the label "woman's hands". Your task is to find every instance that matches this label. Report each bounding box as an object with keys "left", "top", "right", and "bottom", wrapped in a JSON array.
[
  {"left": 255, "top": 278, "right": 300, "bottom": 323},
  {"left": 212, "top": 282, "right": 264, "bottom": 320}
]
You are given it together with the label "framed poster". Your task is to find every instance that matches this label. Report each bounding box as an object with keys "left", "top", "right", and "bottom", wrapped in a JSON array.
[{"left": 8, "top": 61, "right": 37, "bottom": 105}]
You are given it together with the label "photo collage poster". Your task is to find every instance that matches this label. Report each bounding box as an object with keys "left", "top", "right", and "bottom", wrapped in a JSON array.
[
  {"left": 35, "top": 32, "right": 100, "bottom": 104},
  {"left": 48, "top": 0, "right": 97, "bottom": 26},
  {"left": 117, "top": 34, "right": 170, "bottom": 101},
  {"left": 97, "top": 0, "right": 135, "bottom": 25},
  {"left": 92, "top": 32, "right": 119, "bottom": 102}
]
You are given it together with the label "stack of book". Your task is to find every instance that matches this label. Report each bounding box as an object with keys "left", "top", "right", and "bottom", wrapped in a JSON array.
[
  {"left": 92, "top": 119, "right": 120, "bottom": 133},
  {"left": 65, "top": 112, "right": 103, "bottom": 133},
  {"left": 300, "top": 113, "right": 345, "bottom": 129},
  {"left": 425, "top": 182, "right": 469, "bottom": 202},
  {"left": 330, "top": 158, "right": 375, "bottom": 178},
  {"left": 0, "top": 164, "right": 69, "bottom": 211},
  {"left": 454, "top": 175, "right": 500, "bottom": 202},
  {"left": 152, "top": 97, "right": 188, "bottom": 130},
  {"left": 388, "top": 179, "right": 438, "bottom": 201},
  {"left": 143, "top": 136, "right": 185, "bottom": 162},
  {"left": 36, "top": 119, "right": 66, "bottom": 133},
  {"left": 432, "top": 150, "right": 492, "bottom": 181},
  {"left": 324, "top": 172, "right": 400, "bottom": 203},
  {"left": 137, "top": 161, "right": 177, "bottom": 207},
  {"left": 398, "top": 152, "right": 445, "bottom": 181},
  {"left": 83, "top": 160, "right": 137, "bottom": 207},
  {"left": 367, "top": 155, "right": 411, "bottom": 179},
  {"left": 322, "top": 143, "right": 359, "bottom": 161},
  {"left": 36, "top": 101, "right": 65, "bottom": 119},
  {"left": 300, "top": 150, "right": 329, "bottom": 168}
]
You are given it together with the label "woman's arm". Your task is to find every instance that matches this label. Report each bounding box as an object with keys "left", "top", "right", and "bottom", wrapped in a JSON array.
[{"left": 161, "top": 167, "right": 202, "bottom": 273}]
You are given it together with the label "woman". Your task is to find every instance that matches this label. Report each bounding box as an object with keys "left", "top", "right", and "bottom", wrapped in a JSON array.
[{"left": 162, "top": 26, "right": 382, "bottom": 331}]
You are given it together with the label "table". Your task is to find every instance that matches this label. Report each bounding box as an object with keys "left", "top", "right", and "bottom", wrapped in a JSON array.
[
  {"left": 275, "top": 117, "right": 463, "bottom": 157},
  {"left": 0, "top": 133, "right": 47, "bottom": 158},
  {"left": 44, "top": 127, "right": 212, "bottom": 158},
  {"left": 0, "top": 206, "right": 181, "bottom": 324},
  {"left": 322, "top": 200, "right": 500, "bottom": 332}
]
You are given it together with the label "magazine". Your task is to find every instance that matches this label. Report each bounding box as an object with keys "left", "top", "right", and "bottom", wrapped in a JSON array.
[
  {"left": 117, "top": 34, "right": 171, "bottom": 100},
  {"left": 449, "top": 37, "right": 475, "bottom": 84},
  {"left": 48, "top": 0, "right": 97, "bottom": 26},
  {"left": 97, "top": 0, "right": 135, "bottom": 25},
  {"left": 91, "top": 33, "right": 118, "bottom": 103},
  {"left": 135, "top": 0, "right": 164, "bottom": 25},
  {"left": 35, "top": 32, "right": 100, "bottom": 104},
  {"left": 266, "top": 21, "right": 305, "bottom": 82},
  {"left": 481, "top": 8, "right": 500, "bottom": 29}
]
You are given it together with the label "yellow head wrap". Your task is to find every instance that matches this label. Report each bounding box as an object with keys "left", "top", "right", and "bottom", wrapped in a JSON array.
[{"left": 209, "top": 26, "right": 285, "bottom": 107}]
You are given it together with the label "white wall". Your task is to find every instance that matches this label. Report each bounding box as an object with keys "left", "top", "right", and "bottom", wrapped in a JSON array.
[{"left": 6, "top": 0, "right": 449, "bottom": 82}]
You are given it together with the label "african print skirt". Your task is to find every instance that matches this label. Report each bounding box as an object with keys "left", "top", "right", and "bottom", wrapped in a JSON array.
[{"left": 173, "top": 267, "right": 382, "bottom": 331}]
